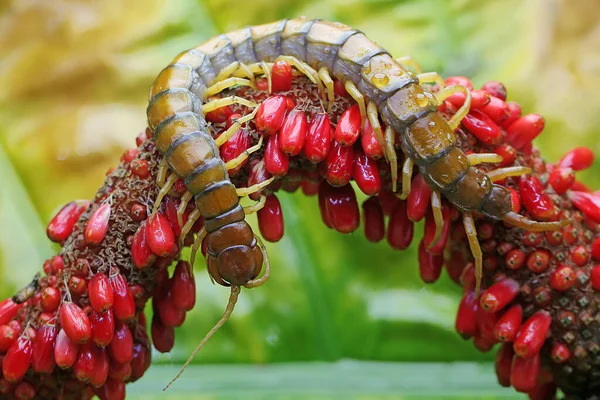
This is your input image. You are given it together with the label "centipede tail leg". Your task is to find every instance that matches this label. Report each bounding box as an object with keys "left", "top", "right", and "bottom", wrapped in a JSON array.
[
  {"left": 243, "top": 236, "right": 271, "bottom": 289},
  {"left": 436, "top": 85, "right": 472, "bottom": 130},
  {"left": 396, "top": 56, "right": 423, "bottom": 74},
  {"left": 225, "top": 136, "right": 264, "bottom": 171},
  {"left": 236, "top": 177, "right": 276, "bottom": 197},
  {"left": 502, "top": 211, "right": 570, "bottom": 232},
  {"left": 205, "top": 77, "right": 254, "bottom": 97},
  {"left": 163, "top": 286, "right": 241, "bottom": 391},
  {"left": 202, "top": 96, "right": 258, "bottom": 114},
  {"left": 417, "top": 72, "right": 446, "bottom": 89},
  {"left": 385, "top": 126, "right": 399, "bottom": 192},
  {"left": 215, "top": 108, "right": 259, "bottom": 147},
  {"left": 487, "top": 166, "right": 532, "bottom": 182},
  {"left": 399, "top": 157, "right": 414, "bottom": 200},
  {"left": 344, "top": 81, "right": 367, "bottom": 124},
  {"left": 177, "top": 191, "right": 193, "bottom": 227},
  {"left": 463, "top": 212, "right": 483, "bottom": 296},
  {"left": 318, "top": 67, "right": 335, "bottom": 113},
  {"left": 467, "top": 153, "right": 504, "bottom": 166},
  {"left": 243, "top": 195, "right": 266, "bottom": 215},
  {"left": 429, "top": 191, "right": 444, "bottom": 249},
  {"left": 152, "top": 174, "right": 178, "bottom": 216},
  {"left": 366, "top": 101, "right": 389, "bottom": 162}
]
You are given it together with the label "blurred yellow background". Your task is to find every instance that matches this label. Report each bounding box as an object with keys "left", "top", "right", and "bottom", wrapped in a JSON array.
[{"left": 0, "top": 0, "right": 599, "bottom": 398}]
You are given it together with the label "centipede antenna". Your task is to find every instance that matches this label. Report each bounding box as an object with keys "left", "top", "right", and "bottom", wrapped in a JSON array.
[
  {"left": 502, "top": 211, "right": 570, "bottom": 232},
  {"left": 163, "top": 286, "right": 241, "bottom": 391}
]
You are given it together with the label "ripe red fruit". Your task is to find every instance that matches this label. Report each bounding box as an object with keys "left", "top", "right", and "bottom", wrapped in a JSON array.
[
  {"left": 481, "top": 80, "right": 507, "bottom": 101},
  {"left": 91, "top": 309, "right": 115, "bottom": 347},
  {"left": 219, "top": 128, "right": 251, "bottom": 176},
  {"left": 170, "top": 261, "right": 196, "bottom": 311},
  {"left": 12, "top": 381, "right": 36, "bottom": 400},
  {"left": 462, "top": 110, "right": 502, "bottom": 145},
  {"left": 422, "top": 204, "right": 450, "bottom": 255},
  {"left": 335, "top": 105, "right": 361, "bottom": 146},
  {"left": 255, "top": 95, "right": 287, "bottom": 135},
  {"left": 548, "top": 167, "right": 575, "bottom": 195},
  {"left": 0, "top": 325, "right": 15, "bottom": 351},
  {"left": 495, "top": 343, "right": 514, "bottom": 387},
  {"left": 68, "top": 275, "right": 87, "bottom": 295},
  {"left": 59, "top": 302, "right": 92, "bottom": 344},
  {"left": 387, "top": 201, "right": 414, "bottom": 250},
  {"left": 569, "top": 191, "right": 600, "bottom": 223},
  {"left": 361, "top": 119, "right": 384, "bottom": 159},
  {"left": 505, "top": 114, "right": 545, "bottom": 150},
  {"left": 445, "top": 76, "right": 473, "bottom": 90},
  {"left": 476, "top": 306, "right": 499, "bottom": 343},
  {"left": 481, "top": 96, "right": 510, "bottom": 125},
  {"left": 591, "top": 265, "right": 600, "bottom": 290},
  {"left": 526, "top": 250, "right": 551, "bottom": 273},
  {"left": 130, "top": 159, "right": 150, "bottom": 178},
  {"left": 54, "top": 329, "right": 79, "bottom": 369},
  {"left": 257, "top": 194, "right": 284, "bottom": 243},
  {"left": 447, "top": 89, "right": 491, "bottom": 109},
  {"left": 407, "top": 174, "right": 432, "bottom": 222},
  {"left": 493, "top": 144, "right": 516, "bottom": 167},
  {"left": 305, "top": 113, "right": 331, "bottom": 163},
  {"left": 493, "top": 304, "right": 522, "bottom": 342},
  {"left": 131, "top": 222, "right": 155, "bottom": 269},
  {"left": 551, "top": 343, "right": 571, "bottom": 363},
  {"left": 455, "top": 291, "right": 478, "bottom": 339},
  {"left": 151, "top": 315, "right": 175, "bottom": 353},
  {"left": 264, "top": 133, "right": 289, "bottom": 177},
  {"left": 271, "top": 60, "right": 293, "bottom": 92},
  {"left": 550, "top": 265, "right": 576, "bottom": 291},
  {"left": 326, "top": 141, "right": 354, "bottom": 187},
  {"left": 500, "top": 101, "right": 522, "bottom": 129},
  {"left": 145, "top": 213, "right": 175, "bottom": 257},
  {"left": 73, "top": 342, "right": 96, "bottom": 383},
  {"left": 279, "top": 109, "right": 308, "bottom": 156},
  {"left": 353, "top": 150, "right": 382, "bottom": 196},
  {"left": 156, "top": 292, "right": 186, "bottom": 328},
  {"left": 109, "top": 273, "right": 136, "bottom": 321},
  {"left": 519, "top": 176, "right": 557, "bottom": 221},
  {"left": 324, "top": 184, "right": 360, "bottom": 234},
  {"left": 85, "top": 203, "right": 112, "bottom": 245},
  {"left": 479, "top": 278, "right": 520, "bottom": 313},
  {"left": 40, "top": 287, "right": 61, "bottom": 313},
  {"left": 32, "top": 324, "right": 57, "bottom": 373},
  {"left": 95, "top": 378, "right": 126, "bottom": 400},
  {"left": 205, "top": 103, "right": 233, "bottom": 123},
  {"left": 0, "top": 299, "right": 20, "bottom": 326},
  {"left": 511, "top": 353, "right": 540, "bottom": 392},
  {"left": 247, "top": 160, "right": 273, "bottom": 201},
  {"left": 558, "top": 147, "right": 594, "bottom": 171},
  {"left": 417, "top": 240, "right": 443, "bottom": 283},
  {"left": 121, "top": 148, "right": 138, "bottom": 164},
  {"left": 362, "top": 197, "right": 385, "bottom": 243},
  {"left": 109, "top": 360, "right": 132, "bottom": 381},
  {"left": 89, "top": 274, "right": 114, "bottom": 313},
  {"left": 513, "top": 310, "right": 552, "bottom": 358},
  {"left": 90, "top": 347, "right": 110, "bottom": 388},
  {"left": 2, "top": 336, "right": 32, "bottom": 382},
  {"left": 318, "top": 181, "right": 335, "bottom": 229},
  {"left": 108, "top": 322, "right": 133, "bottom": 364},
  {"left": 46, "top": 200, "right": 90, "bottom": 243}
]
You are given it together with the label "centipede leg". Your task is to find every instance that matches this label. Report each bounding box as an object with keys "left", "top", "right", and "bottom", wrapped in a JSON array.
[
  {"left": 396, "top": 56, "right": 423, "bottom": 74},
  {"left": 317, "top": 67, "right": 335, "bottom": 113},
  {"left": 463, "top": 212, "right": 483, "bottom": 296},
  {"left": 259, "top": 61, "right": 272, "bottom": 93},
  {"left": 202, "top": 96, "right": 258, "bottom": 115},
  {"left": 232, "top": 62, "right": 257, "bottom": 88},
  {"left": 399, "top": 157, "right": 414, "bottom": 200},
  {"left": 244, "top": 235, "right": 271, "bottom": 289},
  {"left": 417, "top": 72, "right": 445, "bottom": 89},
  {"left": 179, "top": 208, "right": 201, "bottom": 244},
  {"left": 366, "top": 101, "right": 389, "bottom": 162},
  {"left": 243, "top": 195, "right": 266, "bottom": 215},
  {"left": 502, "top": 211, "right": 570, "bottom": 232},
  {"left": 236, "top": 177, "right": 275, "bottom": 197},
  {"left": 436, "top": 85, "right": 472, "bottom": 131},
  {"left": 429, "top": 191, "right": 444, "bottom": 249},
  {"left": 385, "top": 126, "right": 398, "bottom": 192},
  {"left": 487, "top": 166, "right": 532, "bottom": 182},
  {"left": 225, "top": 136, "right": 264, "bottom": 170},
  {"left": 152, "top": 174, "right": 178, "bottom": 216},
  {"left": 214, "top": 61, "right": 241, "bottom": 83},
  {"left": 215, "top": 108, "right": 259, "bottom": 147},
  {"left": 156, "top": 158, "right": 168, "bottom": 187},
  {"left": 205, "top": 77, "right": 254, "bottom": 97},
  {"left": 189, "top": 227, "right": 207, "bottom": 277},
  {"left": 274, "top": 55, "right": 324, "bottom": 99},
  {"left": 467, "top": 153, "right": 504, "bottom": 166},
  {"left": 344, "top": 80, "right": 367, "bottom": 123},
  {"left": 163, "top": 285, "right": 241, "bottom": 391},
  {"left": 177, "top": 191, "right": 193, "bottom": 227}
]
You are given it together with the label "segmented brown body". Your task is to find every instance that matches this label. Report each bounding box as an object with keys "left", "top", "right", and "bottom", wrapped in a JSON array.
[{"left": 145, "top": 17, "right": 513, "bottom": 286}]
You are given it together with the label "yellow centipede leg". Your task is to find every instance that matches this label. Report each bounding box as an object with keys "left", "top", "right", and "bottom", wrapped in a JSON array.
[
  {"left": 436, "top": 85, "right": 472, "bottom": 131},
  {"left": 318, "top": 67, "right": 335, "bottom": 113},
  {"left": 152, "top": 174, "right": 178, "bottom": 216},
  {"left": 202, "top": 96, "right": 258, "bottom": 115},
  {"left": 214, "top": 61, "right": 240, "bottom": 83},
  {"left": 177, "top": 191, "right": 193, "bottom": 227},
  {"left": 398, "top": 156, "right": 414, "bottom": 200},
  {"left": 243, "top": 195, "right": 266, "bottom": 215},
  {"left": 232, "top": 62, "right": 257, "bottom": 88},
  {"left": 259, "top": 61, "right": 272, "bottom": 93},
  {"left": 429, "top": 191, "right": 444, "bottom": 249},
  {"left": 225, "top": 136, "right": 264, "bottom": 170},
  {"left": 396, "top": 56, "right": 423, "bottom": 74},
  {"left": 215, "top": 108, "right": 259, "bottom": 147},
  {"left": 236, "top": 177, "right": 276, "bottom": 197},
  {"left": 157, "top": 158, "right": 168, "bottom": 187},
  {"left": 190, "top": 227, "right": 207, "bottom": 277},
  {"left": 487, "top": 166, "right": 532, "bottom": 182},
  {"left": 244, "top": 235, "right": 271, "bottom": 289},
  {"left": 385, "top": 126, "right": 398, "bottom": 192},
  {"left": 367, "top": 101, "right": 389, "bottom": 162},
  {"left": 463, "top": 213, "right": 483, "bottom": 296},
  {"left": 344, "top": 81, "right": 367, "bottom": 124},
  {"left": 205, "top": 77, "right": 254, "bottom": 98},
  {"left": 467, "top": 153, "right": 504, "bottom": 166},
  {"left": 179, "top": 208, "right": 201, "bottom": 244},
  {"left": 275, "top": 55, "right": 324, "bottom": 98},
  {"left": 417, "top": 72, "right": 445, "bottom": 89}
]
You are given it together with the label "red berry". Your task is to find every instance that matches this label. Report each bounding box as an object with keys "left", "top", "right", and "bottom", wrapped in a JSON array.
[
  {"left": 326, "top": 141, "right": 354, "bottom": 187},
  {"left": 46, "top": 200, "right": 89, "bottom": 243},
  {"left": 109, "top": 322, "right": 133, "bottom": 364},
  {"left": 40, "top": 287, "right": 61, "bottom": 313},
  {"left": 318, "top": 182, "right": 335, "bottom": 229},
  {"left": 264, "top": 133, "right": 289, "bottom": 177},
  {"left": 361, "top": 119, "right": 384, "bottom": 159},
  {"left": 151, "top": 315, "right": 175, "bottom": 353},
  {"left": 500, "top": 101, "right": 522, "bottom": 129},
  {"left": 494, "top": 144, "right": 517, "bottom": 167},
  {"left": 569, "top": 191, "right": 600, "bottom": 223},
  {"left": 0, "top": 299, "right": 20, "bottom": 326},
  {"left": 90, "top": 309, "right": 115, "bottom": 347},
  {"left": 591, "top": 265, "right": 600, "bottom": 290},
  {"left": 60, "top": 302, "right": 91, "bottom": 344},
  {"left": 476, "top": 306, "right": 499, "bottom": 343},
  {"left": 85, "top": 203, "right": 112, "bottom": 245},
  {"left": 109, "top": 273, "right": 136, "bottom": 321},
  {"left": 422, "top": 204, "right": 451, "bottom": 255},
  {"left": 12, "top": 381, "right": 36, "bottom": 400},
  {"left": 407, "top": 174, "right": 432, "bottom": 222},
  {"left": 353, "top": 150, "right": 382, "bottom": 196},
  {"left": 255, "top": 96, "right": 287, "bottom": 135},
  {"left": 549, "top": 265, "right": 576, "bottom": 292},
  {"left": 95, "top": 379, "right": 126, "bottom": 400},
  {"left": 121, "top": 148, "right": 138, "bottom": 163},
  {"left": 305, "top": 113, "right": 331, "bottom": 163},
  {"left": 324, "top": 184, "right": 360, "bottom": 234},
  {"left": 558, "top": 147, "right": 594, "bottom": 171},
  {"left": 526, "top": 250, "right": 551, "bottom": 273},
  {"left": 494, "top": 304, "right": 522, "bottom": 342},
  {"left": 511, "top": 353, "right": 540, "bottom": 393},
  {"left": 54, "top": 329, "right": 79, "bottom": 369},
  {"left": 73, "top": 341, "right": 96, "bottom": 383},
  {"left": 519, "top": 176, "right": 557, "bottom": 221},
  {"left": 247, "top": 160, "right": 273, "bottom": 201},
  {"left": 506, "top": 114, "right": 545, "bottom": 150},
  {"left": 205, "top": 103, "right": 233, "bottom": 123},
  {"left": 445, "top": 76, "right": 473, "bottom": 90},
  {"left": 551, "top": 342, "right": 571, "bottom": 363},
  {"left": 130, "top": 159, "right": 150, "bottom": 178},
  {"left": 0, "top": 325, "right": 15, "bottom": 351},
  {"left": 170, "top": 261, "right": 196, "bottom": 311},
  {"left": 362, "top": 197, "right": 385, "bottom": 243},
  {"left": 386, "top": 200, "right": 413, "bottom": 250},
  {"left": 462, "top": 110, "right": 502, "bottom": 145},
  {"left": 481, "top": 96, "right": 510, "bottom": 125},
  {"left": 219, "top": 128, "right": 252, "bottom": 176},
  {"left": 334, "top": 105, "right": 361, "bottom": 146},
  {"left": 279, "top": 109, "right": 308, "bottom": 156},
  {"left": 32, "top": 324, "right": 57, "bottom": 373},
  {"left": 455, "top": 291, "right": 478, "bottom": 339},
  {"left": 417, "top": 240, "right": 443, "bottom": 283},
  {"left": 145, "top": 213, "right": 175, "bottom": 257},
  {"left": 89, "top": 274, "right": 114, "bottom": 313},
  {"left": 90, "top": 347, "right": 110, "bottom": 388},
  {"left": 131, "top": 222, "right": 155, "bottom": 269},
  {"left": 479, "top": 278, "right": 520, "bottom": 313},
  {"left": 2, "top": 336, "right": 32, "bottom": 383},
  {"left": 109, "top": 360, "right": 132, "bottom": 381},
  {"left": 495, "top": 343, "right": 514, "bottom": 387},
  {"left": 68, "top": 276, "right": 87, "bottom": 296},
  {"left": 447, "top": 89, "right": 491, "bottom": 110},
  {"left": 513, "top": 310, "right": 552, "bottom": 358},
  {"left": 481, "top": 80, "right": 507, "bottom": 101},
  {"left": 548, "top": 167, "right": 575, "bottom": 195},
  {"left": 156, "top": 291, "right": 186, "bottom": 328},
  {"left": 271, "top": 60, "right": 293, "bottom": 92},
  {"left": 257, "top": 194, "right": 284, "bottom": 242}
]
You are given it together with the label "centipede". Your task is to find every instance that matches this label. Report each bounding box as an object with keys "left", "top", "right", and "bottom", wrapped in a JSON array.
[{"left": 145, "top": 17, "right": 570, "bottom": 389}]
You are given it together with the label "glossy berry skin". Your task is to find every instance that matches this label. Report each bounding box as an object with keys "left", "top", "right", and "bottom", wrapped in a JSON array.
[
  {"left": 255, "top": 96, "right": 287, "bottom": 135},
  {"left": 88, "top": 274, "right": 114, "bottom": 313},
  {"left": 59, "top": 302, "right": 92, "bottom": 344},
  {"left": 2, "top": 336, "right": 32, "bottom": 383},
  {"left": 257, "top": 194, "right": 284, "bottom": 243},
  {"left": 305, "top": 113, "right": 331, "bottom": 163},
  {"left": 109, "top": 273, "right": 136, "bottom": 321},
  {"left": 54, "top": 329, "right": 79, "bottom": 369},
  {"left": 32, "top": 324, "right": 57, "bottom": 374}
]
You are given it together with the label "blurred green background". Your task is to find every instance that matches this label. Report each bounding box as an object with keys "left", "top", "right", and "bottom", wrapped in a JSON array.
[{"left": 1, "top": 0, "right": 599, "bottom": 398}]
